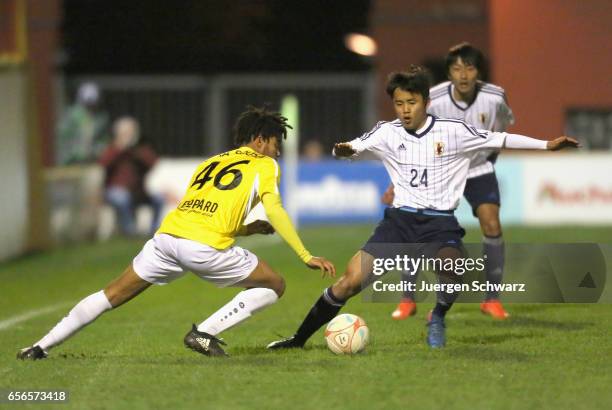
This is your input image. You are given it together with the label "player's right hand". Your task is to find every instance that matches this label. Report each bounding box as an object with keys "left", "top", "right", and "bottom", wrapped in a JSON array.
[
  {"left": 306, "top": 256, "right": 336, "bottom": 278},
  {"left": 245, "top": 220, "right": 275, "bottom": 235},
  {"left": 381, "top": 184, "right": 395, "bottom": 205},
  {"left": 333, "top": 142, "right": 356, "bottom": 158}
]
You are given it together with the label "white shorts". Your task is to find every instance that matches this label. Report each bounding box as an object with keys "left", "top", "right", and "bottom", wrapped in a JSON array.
[{"left": 133, "top": 234, "right": 258, "bottom": 287}]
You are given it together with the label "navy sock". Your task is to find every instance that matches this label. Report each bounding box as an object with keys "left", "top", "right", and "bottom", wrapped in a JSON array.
[
  {"left": 432, "top": 302, "right": 452, "bottom": 319},
  {"left": 433, "top": 270, "right": 461, "bottom": 319},
  {"left": 401, "top": 270, "right": 418, "bottom": 300},
  {"left": 483, "top": 235, "right": 505, "bottom": 299},
  {"left": 294, "top": 287, "right": 345, "bottom": 344}
]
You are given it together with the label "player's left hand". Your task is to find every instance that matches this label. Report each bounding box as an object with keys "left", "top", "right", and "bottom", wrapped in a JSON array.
[
  {"left": 245, "top": 220, "right": 275, "bottom": 235},
  {"left": 306, "top": 256, "right": 336, "bottom": 278},
  {"left": 547, "top": 136, "right": 581, "bottom": 151}
]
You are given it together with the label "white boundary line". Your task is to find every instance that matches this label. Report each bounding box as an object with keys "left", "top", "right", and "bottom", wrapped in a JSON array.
[{"left": 0, "top": 302, "right": 72, "bottom": 331}]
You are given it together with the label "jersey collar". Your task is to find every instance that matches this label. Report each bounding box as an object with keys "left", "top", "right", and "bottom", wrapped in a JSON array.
[
  {"left": 239, "top": 146, "right": 257, "bottom": 154},
  {"left": 448, "top": 82, "right": 481, "bottom": 111},
  {"left": 403, "top": 115, "right": 435, "bottom": 138}
]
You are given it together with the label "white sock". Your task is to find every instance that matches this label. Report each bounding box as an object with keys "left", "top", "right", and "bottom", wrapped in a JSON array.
[
  {"left": 197, "top": 288, "right": 278, "bottom": 336},
  {"left": 36, "top": 290, "right": 112, "bottom": 351}
]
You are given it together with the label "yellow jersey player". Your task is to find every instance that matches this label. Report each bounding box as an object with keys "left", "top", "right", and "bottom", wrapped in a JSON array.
[{"left": 18, "top": 106, "right": 335, "bottom": 360}]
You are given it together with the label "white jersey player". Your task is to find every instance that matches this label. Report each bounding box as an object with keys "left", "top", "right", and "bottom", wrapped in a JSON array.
[
  {"left": 266, "top": 66, "right": 579, "bottom": 350},
  {"left": 390, "top": 43, "right": 515, "bottom": 320},
  {"left": 352, "top": 115, "right": 515, "bottom": 211}
]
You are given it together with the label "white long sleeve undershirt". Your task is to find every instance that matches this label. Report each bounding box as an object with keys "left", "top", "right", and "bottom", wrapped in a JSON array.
[{"left": 503, "top": 133, "right": 548, "bottom": 150}]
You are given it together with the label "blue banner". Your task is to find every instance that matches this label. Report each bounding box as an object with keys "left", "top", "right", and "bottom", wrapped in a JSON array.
[
  {"left": 281, "top": 158, "right": 524, "bottom": 226},
  {"left": 281, "top": 160, "right": 390, "bottom": 224}
]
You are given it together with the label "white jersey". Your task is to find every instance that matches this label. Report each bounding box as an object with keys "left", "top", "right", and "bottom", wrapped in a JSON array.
[
  {"left": 350, "top": 115, "right": 509, "bottom": 211},
  {"left": 428, "top": 81, "right": 514, "bottom": 178}
]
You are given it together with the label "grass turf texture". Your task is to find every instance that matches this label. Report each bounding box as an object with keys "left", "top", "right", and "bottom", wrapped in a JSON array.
[{"left": 1, "top": 225, "right": 612, "bottom": 409}]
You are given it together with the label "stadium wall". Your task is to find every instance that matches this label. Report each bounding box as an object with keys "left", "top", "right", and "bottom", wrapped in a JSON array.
[
  {"left": 141, "top": 153, "right": 612, "bottom": 230},
  {"left": 371, "top": 0, "right": 489, "bottom": 122},
  {"left": 371, "top": 1, "right": 611, "bottom": 144},
  {"left": 283, "top": 154, "right": 612, "bottom": 227},
  {"left": 490, "top": 0, "right": 612, "bottom": 137},
  {"left": 520, "top": 154, "right": 612, "bottom": 225},
  {"left": 0, "top": 69, "right": 29, "bottom": 260}
]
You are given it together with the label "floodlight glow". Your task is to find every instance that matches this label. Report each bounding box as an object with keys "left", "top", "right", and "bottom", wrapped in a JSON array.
[{"left": 344, "top": 33, "right": 377, "bottom": 57}]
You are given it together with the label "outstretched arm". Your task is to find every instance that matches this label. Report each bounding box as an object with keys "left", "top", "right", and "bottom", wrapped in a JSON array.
[
  {"left": 462, "top": 126, "right": 581, "bottom": 153},
  {"left": 333, "top": 121, "right": 387, "bottom": 159},
  {"left": 503, "top": 134, "right": 580, "bottom": 151}
]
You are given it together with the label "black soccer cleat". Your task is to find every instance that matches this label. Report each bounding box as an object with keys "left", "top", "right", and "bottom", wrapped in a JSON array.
[
  {"left": 17, "top": 346, "right": 48, "bottom": 360},
  {"left": 266, "top": 335, "right": 305, "bottom": 350},
  {"left": 183, "top": 324, "right": 228, "bottom": 357}
]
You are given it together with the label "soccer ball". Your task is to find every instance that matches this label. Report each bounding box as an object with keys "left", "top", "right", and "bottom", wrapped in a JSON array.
[{"left": 324, "top": 314, "right": 369, "bottom": 355}]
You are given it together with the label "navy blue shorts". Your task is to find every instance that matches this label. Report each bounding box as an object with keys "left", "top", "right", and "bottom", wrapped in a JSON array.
[
  {"left": 463, "top": 172, "right": 500, "bottom": 216},
  {"left": 362, "top": 208, "right": 465, "bottom": 260}
]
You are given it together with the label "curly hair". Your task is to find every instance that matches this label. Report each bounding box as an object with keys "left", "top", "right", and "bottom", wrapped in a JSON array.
[{"left": 233, "top": 105, "right": 293, "bottom": 147}]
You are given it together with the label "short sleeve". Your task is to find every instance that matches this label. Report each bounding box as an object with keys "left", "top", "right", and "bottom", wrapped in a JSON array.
[
  {"left": 459, "top": 124, "right": 507, "bottom": 153},
  {"left": 257, "top": 158, "right": 280, "bottom": 199},
  {"left": 494, "top": 98, "right": 515, "bottom": 131},
  {"left": 349, "top": 121, "right": 387, "bottom": 155}
]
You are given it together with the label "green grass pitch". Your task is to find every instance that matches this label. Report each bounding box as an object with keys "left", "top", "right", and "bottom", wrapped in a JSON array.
[{"left": 1, "top": 225, "right": 612, "bottom": 409}]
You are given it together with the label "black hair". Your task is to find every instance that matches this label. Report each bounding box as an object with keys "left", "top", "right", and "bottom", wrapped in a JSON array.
[
  {"left": 445, "top": 42, "right": 486, "bottom": 76},
  {"left": 233, "top": 105, "right": 292, "bottom": 147},
  {"left": 385, "top": 65, "right": 431, "bottom": 101}
]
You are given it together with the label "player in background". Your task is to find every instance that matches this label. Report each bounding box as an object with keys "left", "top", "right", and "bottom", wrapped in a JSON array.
[
  {"left": 267, "top": 66, "right": 578, "bottom": 349},
  {"left": 388, "top": 43, "right": 515, "bottom": 320},
  {"left": 17, "top": 106, "right": 335, "bottom": 360}
]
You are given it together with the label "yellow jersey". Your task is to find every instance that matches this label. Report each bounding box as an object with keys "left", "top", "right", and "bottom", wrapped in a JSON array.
[{"left": 158, "top": 147, "right": 280, "bottom": 249}]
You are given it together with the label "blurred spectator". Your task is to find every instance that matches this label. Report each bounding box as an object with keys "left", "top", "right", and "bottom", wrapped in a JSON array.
[
  {"left": 302, "top": 139, "right": 325, "bottom": 161},
  {"left": 56, "top": 82, "right": 110, "bottom": 165},
  {"left": 98, "top": 117, "right": 163, "bottom": 236}
]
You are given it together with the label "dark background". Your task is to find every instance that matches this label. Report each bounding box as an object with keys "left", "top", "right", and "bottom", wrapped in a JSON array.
[{"left": 62, "top": 0, "right": 372, "bottom": 73}]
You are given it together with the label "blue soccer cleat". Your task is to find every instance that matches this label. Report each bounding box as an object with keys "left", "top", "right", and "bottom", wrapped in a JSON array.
[{"left": 427, "top": 315, "right": 446, "bottom": 348}]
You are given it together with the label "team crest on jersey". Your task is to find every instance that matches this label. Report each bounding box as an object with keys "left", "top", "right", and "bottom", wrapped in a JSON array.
[
  {"left": 434, "top": 141, "right": 445, "bottom": 156},
  {"left": 479, "top": 113, "right": 488, "bottom": 125}
]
